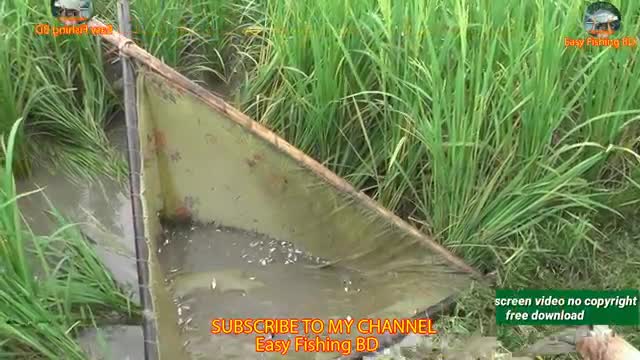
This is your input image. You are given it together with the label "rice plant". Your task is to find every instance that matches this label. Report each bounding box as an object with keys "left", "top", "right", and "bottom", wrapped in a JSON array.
[
  {"left": 225, "top": 1, "right": 640, "bottom": 352},
  {"left": 0, "top": 0, "right": 124, "bottom": 179},
  {"left": 233, "top": 0, "right": 640, "bottom": 279},
  {"left": 126, "top": 0, "right": 235, "bottom": 82}
]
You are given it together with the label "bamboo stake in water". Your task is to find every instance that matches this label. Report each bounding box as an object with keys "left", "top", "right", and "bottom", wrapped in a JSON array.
[{"left": 117, "top": 1, "right": 158, "bottom": 359}]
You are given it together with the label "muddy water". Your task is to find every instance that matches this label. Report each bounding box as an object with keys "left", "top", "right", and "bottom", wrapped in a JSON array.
[{"left": 157, "top": 222, "right": 420, "bottom": 360}]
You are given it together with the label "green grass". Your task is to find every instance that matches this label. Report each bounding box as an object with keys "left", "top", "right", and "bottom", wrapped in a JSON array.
[
  {"left": 0, "top": 0, "right": 238, "bottom": 179},
  {"left": 0, "top": 0, "right": 125, "bottom": 179},
  {"left": 124, "top": 0, "right": 236, "bottom": 83},
  {"left": 232, "top": 0, "right": 640, "bottom": 276},
  {"left": 0, "top": 3, "right": 136, "bottom": 353},
  {"left": 0, "top": 118, "right": 137, "bottom": 358},
  {"left": 0, "top": 1, "right": 235, "bottom": 357},
  {"left": 228, "top": 0, "right": 640, "bottom": 354}
]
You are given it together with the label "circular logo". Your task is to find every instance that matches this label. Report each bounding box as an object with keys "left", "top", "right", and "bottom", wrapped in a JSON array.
[
  {"left": 51, "top": 0, "right": 93, "bottom": 25},
  {"left": 584, "top": 2, "right": 622, "bottom": 38}
]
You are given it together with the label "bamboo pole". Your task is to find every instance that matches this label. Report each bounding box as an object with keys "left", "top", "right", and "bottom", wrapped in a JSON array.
[
  {"left": 114, "top": 3, "right": 158, "bottom": 359},
  {"left": 88, "top": 17, "right": 486, "bottom": 281}
]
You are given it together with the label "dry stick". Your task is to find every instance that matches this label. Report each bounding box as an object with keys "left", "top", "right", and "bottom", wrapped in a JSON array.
[
  {"left": 113, "top": 3, "right": 158, "bottom": 360},
  {"left": 89, "top": 18, "right": 486, "bottom": 282}
]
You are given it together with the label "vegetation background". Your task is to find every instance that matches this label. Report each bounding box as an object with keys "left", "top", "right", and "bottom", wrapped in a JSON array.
[{"left": 0, "top": 0, "right": 638, "bottom": 358}]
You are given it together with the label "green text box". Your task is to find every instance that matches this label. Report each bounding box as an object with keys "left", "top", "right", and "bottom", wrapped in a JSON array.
[{"left": 495, "top": 289, "right": 640, "bottom": 325}]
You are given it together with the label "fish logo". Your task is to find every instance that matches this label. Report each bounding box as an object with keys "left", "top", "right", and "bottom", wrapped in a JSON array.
[
  {"left": 51, "top": 0, "right": 93, "bottom": 25},
  {"left": 583, "top": 2, "right": 622, "bottom": 39}
]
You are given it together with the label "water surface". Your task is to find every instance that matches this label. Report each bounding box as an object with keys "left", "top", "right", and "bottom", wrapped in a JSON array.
[{"left": 157, "top": 222, "right": 428, "bottom": 360}]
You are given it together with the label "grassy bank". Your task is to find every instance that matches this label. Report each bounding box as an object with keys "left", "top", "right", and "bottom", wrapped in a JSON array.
[{"left": 0, "top": 0, "right": 639, "bottom": 357}]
